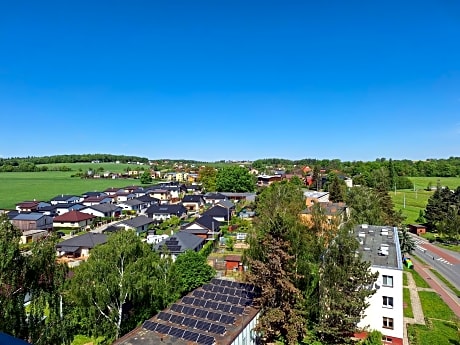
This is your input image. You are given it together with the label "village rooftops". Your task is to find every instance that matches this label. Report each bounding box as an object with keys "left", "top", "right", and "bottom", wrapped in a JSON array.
[{"left": 354, "top": 224, "right": 403, "bottom": 270}]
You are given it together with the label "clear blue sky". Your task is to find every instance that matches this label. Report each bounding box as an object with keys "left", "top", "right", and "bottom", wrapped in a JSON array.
[{"left": 1, "top": 1, "right": 459, "bottom": 162}]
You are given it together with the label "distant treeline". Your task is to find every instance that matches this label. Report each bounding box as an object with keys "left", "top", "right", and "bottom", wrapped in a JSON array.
[
  {"left": 0, "top": 154, "right": 149, "bottom": 172},
  {"left": 252, "top": 157, "right": 460, "bottom": 178}
]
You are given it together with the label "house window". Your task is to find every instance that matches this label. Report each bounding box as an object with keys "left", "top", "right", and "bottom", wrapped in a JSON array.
[
  {"left": 382, "top": 336, "right": 393, "bottom": 343},
  {"left": 383, "top": 296, "right": 394, "bottom": 308},
  {"left": 382, "top": 275, "right": 393, "bottom": 287},
  {"left": 383, "top": 317, "right": 394, "bottom": 329}
]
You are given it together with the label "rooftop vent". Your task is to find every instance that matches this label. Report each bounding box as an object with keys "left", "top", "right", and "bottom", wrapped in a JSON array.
[
  {"left": 364, "top": 247, "right": 371, "bottom": 251},
  {"left": 361, "top": 224, "right": 368, "bottom": 229}
]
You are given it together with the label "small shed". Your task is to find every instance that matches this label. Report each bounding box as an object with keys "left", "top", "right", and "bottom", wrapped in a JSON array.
[
  {"left": 225, "top": 254, "right": 243, "bottom": 272},
  {"left": 408, "top": 224, "right": 426, "bottom": 235}
]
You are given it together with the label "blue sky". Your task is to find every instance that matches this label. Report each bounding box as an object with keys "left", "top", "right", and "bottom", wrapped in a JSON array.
[{"left": 1, "top": 1, "right": 459, "bottom": 162}]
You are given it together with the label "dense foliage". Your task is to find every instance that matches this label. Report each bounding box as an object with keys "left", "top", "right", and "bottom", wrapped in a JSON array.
[
  {"left": 245, "top": 181, "right": 378, "bottom": 345},
  {"left": 174, "top": 250, "right": 216, "bottom": 294},
  {"left": 216, "top": 165, "right": 256, "bottom": 193}
]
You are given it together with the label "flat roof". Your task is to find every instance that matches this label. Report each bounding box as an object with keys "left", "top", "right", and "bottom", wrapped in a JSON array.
[{"left": 354, "top": 224, "right": 402, "bottom": 270}]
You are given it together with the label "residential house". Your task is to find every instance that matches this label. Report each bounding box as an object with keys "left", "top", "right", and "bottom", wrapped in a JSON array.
[
  {"left": 203, "top": 192, "right": 228, "bottom": 205},
  {"left": 146, "top": 204, "right": 187, "bottom": 221},
  {"left": 56, "top": 232, "right": 107, "bottom": 259},
  {"left": 113, "top": 278, "right": 260, "bottom": 345},
  {"left": 115, "top": 192, "right": 135, "bottom": 203},
  {"left": 187, "top": 173, "right": 199, "bottom": 183},
  {"left": 82, "top": 191, "right": 108, "bottom": 198},
  {"left": 185, "top": 184, "right": 202, "bottom": 193},
  {"left": 225, "top": 254, "right": 244, "bottom": 273},
  {"left": 303, "top": 191, "right": 330, "bottom": 205},
  {"left": 80, "top": 203, "right": 122, "bottom": 218},
  {"left": 50, "top": 194, "right": 82, "bottom": 205},
  {"left": 355, "top": 225, "right": 404, "bottom": 345},
  {"left": 53, "top": 210, "right": 96, "bottom": 229},
  {"left": 300, "top": 202, "right": 349, "bottom": 230},
  {"left": 118, "top": 199, "right": 145, "bottom": 213},
  {"left": 181, "top": 194, "right": 205, "bottom": 212},
  {"left": 54, "top": 203, "right": 85, "bottom": 216},
  {"left": 20, "top": 230, "right": 48, "bottom": 244},
  {"left": 82, "top": 195, "right": 113, "bottom": 206},
  {"left": 135, "top": 194, "right": 160, "bottom": 208},
  {"left": 111, "top": 215, "right": 156, "bottom": 235},
  {"left": 256, "top": 174, "right": 282, "bottom": 187},
  {"left": 148, "top": 188, "right": 171, "bottom": 202},
  {"left": 103, "top": 187, "right": 121, "bottom": 196},
  {"left": 202, "top": 205, "right": 232, "bottom": 222},
  {"left": 220, "top": 192, "right": 257, "bottom": 203},
  {"left": 181, "top": 215, "right": 221, "bottom": 240},
  {"left": 15, "top": 201, "right": 40, "bottom": 212},
  {"left": 11, "top": 212, "right": 54, "bottom": 232},
  {"left": 153, "top": 231, "right": 205, "bottom": 261}
]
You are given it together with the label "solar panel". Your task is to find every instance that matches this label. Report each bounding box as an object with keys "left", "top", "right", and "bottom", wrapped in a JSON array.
[
  {"left": 210, "top": 323, "right": 226, "bottom": 335},
  {"left": 230, "top": 305, "right": 244, "bottom": 314},
  {"left": 193, "top": 290, "right": 205, "bottom": 298},
  {"left": 183, "top": 317, "right": 197, "bottom": 328},
  {"left": 169, "top": 326, "right": 185, "bottom": 338},
  {"left": 183, "top": 330, "right": 200, "bottom": 342},
  {"left": 220, "top": 315, "right": 235, "bottom": 324},
  {"left": 207, "top": 312, "right": 221, "bottom": 322},
  {"left": 203, "top": 292, "right": 214, "bottom": 299},
  {"left": 142, "top": 320, "right": 158, "bottom": 331},
  {"left": 206, "top": 300, "right": 219, "bottom": 309},
  {"left": 221, "top": 304, "right": 232, "bottom": 313},
  {"left": 156, "top": 323, "right": 171, "bottom": 334},
  {"left": 171, "top": 303, "right": 183, "bottom": 313},
  {"left": 182, "top": 306, "right": 195, "bottom": 316},
  {"left": 228, "top": 296, "right": 240, "bottom": 305},
  {"left": 168, "top": 245, "right": 182, "bottom": 252},
  {"left": 197, "top": 333, "right": 215, "bottom": 345},
  {"left": 165, "top": 240, "right": 178, "bottom": 245},
  {"left": 196, "top": 320, "right": 211, "bottom": 332},
  {"left": 158, "top": 311, "right": 171, "bottom": 321},
  {"left": 211, "top": 278, "right": 221, "bottom": 285},
  {"left": 182, "top": 296, "right": 194, "bottom": 304}
]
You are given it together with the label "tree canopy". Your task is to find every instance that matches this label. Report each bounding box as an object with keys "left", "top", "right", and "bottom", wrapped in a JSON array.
[{"left": 216, "top": 166, "right": 255, "bottom": 193}]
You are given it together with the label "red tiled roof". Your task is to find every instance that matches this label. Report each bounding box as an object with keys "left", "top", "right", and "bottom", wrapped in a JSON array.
[
  {"left": 225, "top": 254, "right": 242, "bottom": 262},
  {"left": 54, "top": 210, "right": 96, "bottom": 222}
]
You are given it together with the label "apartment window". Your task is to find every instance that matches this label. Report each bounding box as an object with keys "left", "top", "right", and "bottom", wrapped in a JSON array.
[
  {"left": 383, "top": 317, "right": 394, "bottom": 329},
  {"left": 383, "top": 296, "right": 394, "bottom": 308},
  {"left": 382, "top": 275, "right": 393, "bottom": 287}
]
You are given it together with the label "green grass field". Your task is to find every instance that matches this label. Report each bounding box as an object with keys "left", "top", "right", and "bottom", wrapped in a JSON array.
[
  {"left": 0, "top": 171, "right": 146, "bottom": 209},
  {"left": 403, "top": 287, "right": 414, "bottom": 318},
  {"left": 38, "top": 162, "right": 146, "bottom": 174},
  {"left": 391, "top": 176, "right": 460, "bottom": 224}
]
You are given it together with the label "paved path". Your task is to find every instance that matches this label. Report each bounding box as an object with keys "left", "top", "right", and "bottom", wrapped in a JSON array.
[
  {"left": 403, "top": 271, "right": 426, "bottom": 345},
  {"left": 412, "top": 257, "right": 460, "bottom": 317},
  {"left": 418, "top": 242, "right": 460, "bottom": 264}
]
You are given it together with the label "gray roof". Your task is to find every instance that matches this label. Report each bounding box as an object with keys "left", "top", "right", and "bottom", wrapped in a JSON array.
[
  {"left": 184, "top": 215, "right": 220, "bottom": 232},
  {"left": 121, "top": 199, "right": 144, "bottom": 206},
  {"left": 86, "top": 203, "right": 122, "bottom": 213},
  {"left": 56, "top": 233, "right": 107, "bottom": 249},
  {"left": 355, "top": 224, "right": 403, "bottom": 270},
  {"left": 216, "top": 199, "right": 235, "bottom": 209},
  {"left": 51, "top": 195, "right": 79, "bottom": 201},
  {"left": 182, "top": 195, "right": 204, "bottom": 203},
  {"left": 12, "top": 212, "right": 46, "bottom": 221},
  {"left": 120, "top": 216, "right": 155, "bottom": 228},
  {"left": 154, "top": 231, "right": 204, "bottom": 254}
]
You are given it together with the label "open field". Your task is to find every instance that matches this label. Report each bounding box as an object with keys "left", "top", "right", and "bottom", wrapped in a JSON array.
[
  {"left": 0, "top": 171, "right": 146, "bottom": 209},
  {"left": 391, "top": 176, "right": 460, "bottom": 224},
  {"left": 37, "top": 162, "right": 148, "bottom": 173}
]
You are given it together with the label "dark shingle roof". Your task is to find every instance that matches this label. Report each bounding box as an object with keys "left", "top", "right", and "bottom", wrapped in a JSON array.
[
  {"left": 120, "top": 216, "right": 155, "bottom": 228},
  {"left": 182, "top": 195, "right": 204, "bottom": 203},
  {"left": 84, "top": 204, "right": 121, "bottom": 213},
  {"left": 56, "top": 233, "right": 107, "bottom": 249},
  {"left": 146, "top": 204, "right": 186, "bottom": 215},
  {"left": 193, "top": 215, "right": 221, "bottom": 232},
  {"left": 202, "top": 205, "right": 230, "bottom": 220},
  {"left": 153, "top": 231, "right": 204, "bottom": 254}
]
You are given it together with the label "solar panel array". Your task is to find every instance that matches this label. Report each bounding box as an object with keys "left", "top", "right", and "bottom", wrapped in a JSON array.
[
  {"left": 141, "top": 279, "right": 257, "bottom": 344},
  {"left": 143, "top": 320, "right": 215, "bottom": 345}
]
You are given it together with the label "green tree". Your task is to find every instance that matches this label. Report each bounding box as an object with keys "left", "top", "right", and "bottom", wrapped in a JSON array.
[
  {"left": 216, "top": 166, "right": 255, "bottom": 193},
  {"left": 398, "top": 228, "right": 416, "bottom": 255},
  {"left": 140, "top": 170, "right": 152, "bottom": 184},
  {"left": 0, "top": 214, "right": 69, "bottom": 344},
  {"left": 225, "top": 236, "right": 235, "bottom": 251},
  {"left": 361, "top": 330, "right": 383, "bottom": 345},
  {"left": 328, "top": 174, "right": 347, "bottom": 203},
  {"left": 174, "top": 250, "right": 215, "bottom": 294},
  {"left": 425, "top": 184, "right": 454, "bottom": 231},
  {"left": 68, "top": 231, "right": 178, "bottom": 340},
  {"left": 315, "top": 227, "right": 378, "bottom": 344},
  {"left": 198, "top": 166, "right": 217, "bottom": 192},
  {"left": 388, "top": 158, "right": 396, "bottom": 191}
]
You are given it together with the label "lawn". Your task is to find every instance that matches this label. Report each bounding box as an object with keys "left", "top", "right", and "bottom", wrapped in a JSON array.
[
  {"left": 0, "top": 171, "right": 145, "bottom": 209},
  {"left": 403, "top": 287, "right": 414, "bottom": 318},
  {"left": 408, "top": 319, "right": 459, "bottom": 345},
  {"left": 391, "top": 176, "right": 460, "bottom": 224},
  {"left": 403, "top": 272, "right": 408, "bottom": 286},
  {"left": 418, "top": 291, "right": 457, "bottom": 321},
  {"left": 38, "top": 162, "right": 143, "bottom": 174},
  {"left": 408, "top": 268, "right": 431, "bottom": 288}
]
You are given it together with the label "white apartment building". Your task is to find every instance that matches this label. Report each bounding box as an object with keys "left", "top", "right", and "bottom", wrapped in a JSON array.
[{"left": 356, "top": 224, "right": 404, "bottom": 345}]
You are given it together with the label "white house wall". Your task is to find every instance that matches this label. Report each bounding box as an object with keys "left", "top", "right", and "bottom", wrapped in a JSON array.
[
  {"left": 358, "top": 266, "right": 403, "bottom": 341},
  {"left": 231, "top": 311, "right": 260, "bottom": 345}
]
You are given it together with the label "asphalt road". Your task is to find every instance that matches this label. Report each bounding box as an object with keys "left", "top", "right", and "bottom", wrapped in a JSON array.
[{"left": 408, "top": 233, "right": 460, "bottom": 291}]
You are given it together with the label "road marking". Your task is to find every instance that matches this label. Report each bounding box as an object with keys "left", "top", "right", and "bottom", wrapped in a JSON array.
[{"left": 436, "top": 258, "right": 453, "bottom": 266}]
